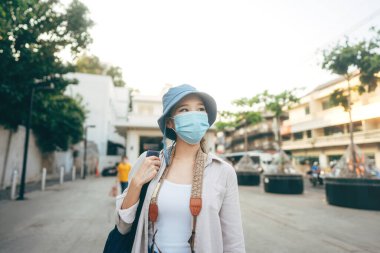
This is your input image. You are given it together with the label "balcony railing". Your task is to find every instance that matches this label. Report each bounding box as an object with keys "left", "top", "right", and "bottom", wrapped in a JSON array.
[
  {"left": 287, "top": 101, "right": 380, "bottom": 133},
  {"left": 231, "top": 124, "right": 272, "bottom": 138},
  {"left": 282, "top": 129, "right": 380, "bottom": 150}
]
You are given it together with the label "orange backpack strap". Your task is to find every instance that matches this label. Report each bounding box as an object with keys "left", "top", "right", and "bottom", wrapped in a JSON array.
[{"left": 188, "top": 150, "right": 207, "bottom": 252}]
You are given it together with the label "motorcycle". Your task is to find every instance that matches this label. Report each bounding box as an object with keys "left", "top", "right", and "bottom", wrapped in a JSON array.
[{"left": 308, "top": 170, "right": 324, "bottom": 186}]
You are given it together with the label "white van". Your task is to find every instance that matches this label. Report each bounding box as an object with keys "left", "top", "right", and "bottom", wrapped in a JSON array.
[{"left": 219, "top": 151, "right": 273, "bottom": 172}]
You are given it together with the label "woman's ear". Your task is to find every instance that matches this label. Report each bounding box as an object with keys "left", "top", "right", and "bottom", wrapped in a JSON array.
[{"left": 166, "top": 118, "right": 174, "bottom": 129}]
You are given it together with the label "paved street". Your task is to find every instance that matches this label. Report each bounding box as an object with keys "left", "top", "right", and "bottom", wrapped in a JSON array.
[
  {"left": 0, "top": 176, "right": 379, "bottom": 253},
  {"left": 241, "top": 184, "right": 380, "bottom": 252}
]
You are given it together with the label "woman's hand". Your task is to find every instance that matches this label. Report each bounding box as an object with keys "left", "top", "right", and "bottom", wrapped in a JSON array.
[
  {"left": 121, "top": 156, "right": 161, "bottom": 210},
  {"left": 131, "top": 156, "right": 161, "bottom": 188}
]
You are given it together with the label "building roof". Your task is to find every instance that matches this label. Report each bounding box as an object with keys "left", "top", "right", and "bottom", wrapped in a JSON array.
[
  {"left": 66, "top": 72, "right": 114, "bottom": 83},
  {"left": 303, "top": 71, "right": 360, "bottom": 98}
]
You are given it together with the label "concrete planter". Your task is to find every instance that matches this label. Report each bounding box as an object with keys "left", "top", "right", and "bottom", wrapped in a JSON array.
[
  {"left": 236, "top": 171, "right": 261, "bottom": 186},
  {"left": 325, "top": 177, "right": 380, "bottom": 210},
  {"left": 263, "top": 174, "right": 304, "bottom": 194}
]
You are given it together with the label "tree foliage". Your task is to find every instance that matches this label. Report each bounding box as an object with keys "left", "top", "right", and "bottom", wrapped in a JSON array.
[
  {"left": 75, "top": 54, "right": 105, "bottom": 75},
  {"left": 33, "top": 94, "right": 87, "bottom": 152},
  {"left": 322, "top": 27, "right": 380, "bottom": 110},
  {"left": 216, "top": 89, "right": 299, "bottom": 132},
  {"left": 256, "top": 90, "right": 300, "bottom": 117},
  {"left": 75, "top": 54, "right": 126, "bottom": 87},
  {"left": 0, "top": 0, "right": 93, "bottom": 152},
  {"left": 215, "top": 97, "right": 263, "bottom": 132}
]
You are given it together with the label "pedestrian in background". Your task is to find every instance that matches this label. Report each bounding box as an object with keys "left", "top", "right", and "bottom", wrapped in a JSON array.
[{"left": 117, "top": 155, "right": 131, "bottom": 193}]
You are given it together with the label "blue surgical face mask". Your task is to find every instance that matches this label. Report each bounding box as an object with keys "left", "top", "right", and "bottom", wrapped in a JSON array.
[{"left": 172, "top": 111, "right": 210, "bottom": 144}]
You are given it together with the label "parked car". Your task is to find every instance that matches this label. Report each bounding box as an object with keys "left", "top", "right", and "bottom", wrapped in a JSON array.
[{"left": 101, "top": 162, "right": 119, "bottom": 177}]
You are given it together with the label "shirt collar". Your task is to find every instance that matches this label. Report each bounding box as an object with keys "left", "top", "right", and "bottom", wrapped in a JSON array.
[{"left": 205, "top": 152, "right": 224, "bottom": 167}]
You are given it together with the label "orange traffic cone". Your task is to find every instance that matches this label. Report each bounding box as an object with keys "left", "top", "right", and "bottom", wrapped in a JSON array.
[{"left": 95, "top": 162, "right": 100, "bottom": 177}]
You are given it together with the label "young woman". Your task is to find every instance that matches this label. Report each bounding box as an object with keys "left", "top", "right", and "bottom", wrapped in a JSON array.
[{"left": 115, "top": 84, "right": 245, "bottom": 253}]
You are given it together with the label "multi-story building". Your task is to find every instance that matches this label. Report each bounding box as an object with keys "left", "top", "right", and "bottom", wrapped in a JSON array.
[
  {"left": 223, "top": 112, "right": 284, "bottom": 153},
  {"left": 282, "top": 73, "right": 380, "bottom": 170}
]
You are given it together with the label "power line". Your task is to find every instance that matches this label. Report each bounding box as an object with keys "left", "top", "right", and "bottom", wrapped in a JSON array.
[{"left": 309, "top": 6, "right": 380, "bottom": 61}]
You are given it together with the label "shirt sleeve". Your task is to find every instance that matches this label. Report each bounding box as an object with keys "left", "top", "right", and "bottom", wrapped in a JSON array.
[
  {"left": 115, "top": 151, "right": 147, "bottom": 235},
  {"left": 118, "top": 200, "right": 140, "bottom": 224},
  {"left": 220, "top": 165, "right": 246, "bottom": 253}
]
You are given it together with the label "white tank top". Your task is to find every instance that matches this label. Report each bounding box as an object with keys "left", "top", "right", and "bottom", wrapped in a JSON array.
[{"left": 149, "top": 179, "right": 192, "bottom": 253}]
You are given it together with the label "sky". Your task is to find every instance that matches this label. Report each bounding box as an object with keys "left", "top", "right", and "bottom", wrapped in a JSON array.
[{"left": 63, "top": 0, "right": 380, "bottom": 111}]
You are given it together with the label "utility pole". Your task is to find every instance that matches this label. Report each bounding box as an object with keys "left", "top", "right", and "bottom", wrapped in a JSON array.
[
  {"left": 82, "top": 125, "right": 95, "bottom": 179},
  {"left": 18, "top": 79, "right": 54, "bottom": 200}
]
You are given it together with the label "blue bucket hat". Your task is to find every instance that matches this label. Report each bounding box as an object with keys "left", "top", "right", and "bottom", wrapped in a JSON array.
[{"left": 157, "top": 84, "right": 217, "bottom": 141}]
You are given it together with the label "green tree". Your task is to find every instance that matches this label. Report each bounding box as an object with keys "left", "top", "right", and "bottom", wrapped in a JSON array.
[
  {"left": 75, "top": 54, "right": 105, "bottom": 75},
  {"left": 106, "top": 66, "right": 126, "bottom": 87},
  {"left": 75, "top": 54, "right": 126, "bottom": 87},
  {"left": 33, "top": 95, "right": 87, "bottom": 152},
  {"left": 0, "top": 0, "right": 93, "bottom": 152},
  {"left": 322, "top": 27, "right": 380, "bottom": 176},
  {"left": 216, "top": 106, "right": 262, "bottom": 153},
  {"left": 247, "top": 90, "right": 299, "bottom": 153},
  {"left": 231, "top": 90, "right": 299, "bottom": 172}
]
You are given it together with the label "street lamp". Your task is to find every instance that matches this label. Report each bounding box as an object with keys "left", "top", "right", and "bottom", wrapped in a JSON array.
[
  {"left": 18, "top": 78, "right": 54, "bottom": 200},
  {"left": 82, "top": 125, "right": 95, "bottom": 179}
]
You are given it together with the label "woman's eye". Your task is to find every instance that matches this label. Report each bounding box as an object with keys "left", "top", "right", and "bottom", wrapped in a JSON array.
[
  {"left": 179, "top": 108, "right": 189, "bottom": 112},
  {"left": 198, "top": 107, "right": 206, "bottom": 111}
]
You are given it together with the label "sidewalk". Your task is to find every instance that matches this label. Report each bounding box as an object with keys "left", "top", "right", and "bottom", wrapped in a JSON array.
[
  {"left": 0, "top": 174, "right": 75, "bottom": 201},
  {"left": 0, "top": 176, "right": 116, "bottom": 253}
]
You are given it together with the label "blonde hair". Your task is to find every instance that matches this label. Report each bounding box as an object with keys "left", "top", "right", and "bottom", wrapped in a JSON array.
[{"left": 200, "top": 137, "right": 208, "bottom": 153}]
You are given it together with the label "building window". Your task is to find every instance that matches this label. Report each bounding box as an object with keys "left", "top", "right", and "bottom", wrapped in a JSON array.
[
  {"left": 305, "top": 106, "right": 310, "bottom": 115},
  {"left": 293, "top": 132, "right": 303, "bottom": 140},
  {"left": 353, "top": 121, "right": 363, "bottom": 132},
  {"left": 322, "top": 99, "right": 335, "bottom": 110},
  {"left": 366, "top": 154, "right": 375, "bottom": 165},
  {"left": 324, "top": 125, "right": 344, "bottom": 136},
  {"left": 139, "top": 136, "right": 163, "bottom": 154},
  {"left": 107, "top": 141, "right": 125, "bottom": 156},
  {"left": 367, "top": 154, "right": 375, "bottom": 160},
  {"left": 306, "top": 130, "right": 312, "bottom": 138},
  {"left": 295, "top": 156, "right": 319, "bottom": 166},
  {"left": 328, "top": 155, "right": 342, "bottom": 168},
  {"left": 138, "top": 105, "right": 153, "bottom": 115},
  {"left": 282, "top": 134, "right": 291, "bottom": 141},
  {"left": 345, "top": 121, "right": 363, "bottom": 132}
]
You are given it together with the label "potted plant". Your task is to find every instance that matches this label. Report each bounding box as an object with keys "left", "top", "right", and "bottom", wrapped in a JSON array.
[
  {"left": 263, "top": 150, "right": 304, "bottom": 194},
  {"left": 216, "top": 108, "right": 262, "bottom": 186},
  {"left": 234, "top": 154, "right": 262, "bottom": 186},
  {"left": 325, "top": 145, "right": 380, "bottom": 210},
  {"left": 251, "top": 90, "right": 304, "bottom": 194},
  {"left": 322, "top": 27, "right": 380, "bottom": 210}
]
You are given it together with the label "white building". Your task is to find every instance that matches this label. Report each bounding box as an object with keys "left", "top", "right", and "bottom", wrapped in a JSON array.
[
  {"left": 282, "top": 73, "right": 380, "bottom": 171},
  {"left": 65, "top": 73, "right": 129, "bottom": 170}
]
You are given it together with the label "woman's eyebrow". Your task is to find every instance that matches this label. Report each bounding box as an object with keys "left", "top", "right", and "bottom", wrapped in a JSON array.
[
  {"left": 176, "top": 104, "right": 189, "bottom": 109},
  {"left": 176, "top": 102, "right": 204, "bottom": 109}
]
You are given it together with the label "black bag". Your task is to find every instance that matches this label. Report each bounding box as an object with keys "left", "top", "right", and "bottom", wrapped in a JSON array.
[
  {"left": 103, "top": 150, "right": 159, "bottom": 253},
  {"left": 103, "top": 183, "right": 149, "bottom": 253}
]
